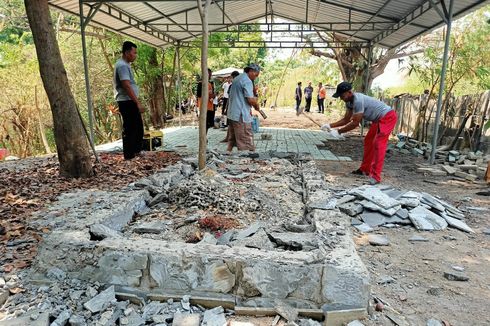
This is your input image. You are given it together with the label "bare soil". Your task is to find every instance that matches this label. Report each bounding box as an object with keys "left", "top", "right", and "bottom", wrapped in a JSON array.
[
  {"left": 267, "top": 108, "right": 490, "bottom": 326},
  {"left": 1, "top": 108, "right": 489, "bottom": 325}
]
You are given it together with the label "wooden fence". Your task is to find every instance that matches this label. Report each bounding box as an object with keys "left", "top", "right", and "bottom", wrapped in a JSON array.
[{"left": 387, "top": 91, "right": 490, "bottom": 153}]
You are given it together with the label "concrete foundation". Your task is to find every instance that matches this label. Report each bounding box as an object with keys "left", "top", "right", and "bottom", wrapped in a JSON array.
[{"left": 29, "top": 156, "right": 370, "bottom": 314}]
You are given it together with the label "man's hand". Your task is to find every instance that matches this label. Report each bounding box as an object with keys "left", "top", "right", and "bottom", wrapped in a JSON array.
[
  {"left": 321, "top": 123, "right": 331, "bottom": 131},
  {"left": 137, "top": 102, "right": 145, "bottom": 113}
]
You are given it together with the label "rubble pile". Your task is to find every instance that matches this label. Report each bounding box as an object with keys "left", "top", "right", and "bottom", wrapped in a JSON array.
[
  {"left": 330, "top": 185, "right": 474, "bottom": 233},
  {"left": 0, "top": 152, "right": 371, "bottom": 325},
  {"left": 391, "top": 137, "right": 489, "bottom": 181}
]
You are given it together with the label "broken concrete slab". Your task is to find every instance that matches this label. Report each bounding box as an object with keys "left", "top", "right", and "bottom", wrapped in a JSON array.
[
  {"left": 421, "top": 193, "right": 445, "bottom": 212},
  {"left": 409, "top": 235, "right": 429, "bottom": 242},
  {"left": 441, "top": 214, "right": 474, "bottom": 233},
  {"left": 83, "top": 285, "right": 115, "bottom": 313},
  {"left": 359, "top": 200, "right": 400, "bottom": 216},
  {"left": 408, "top": 206, "right": 448, "bottom": 231},
  {"left": 89, "top": 223, "right": 121, "bottom": 240},
  {"left": 354, "top": 223, "right": 373, "bottom": 233},
  {"left": 133, "top": 221, "right": 168, "bottom": 234},
  {"left": 394, "top": 208, "right": 409, "bottom": 219},
  {"left": 269, "top": 232, "right": 318, "bottom": 251},
  {"left": 172, "top": 313, "right": 200, "bottom": 326},
  {"left": 398, "top": 191, "right": 421, "bottom": 208},
  {"left": 360, "top": 211, "right": 387, "bottom": 227},
  {"left": 337, "top": 195, "right": 356, "bottom": 206},
  {"left": 349, "top": 185, "right": 400, "bottom": 209},
  {"left": 368, "top": 234, "right": 389, "bottom": 246},
  {"left": 202, "top": 306, "right": 227, "bottom": 326},
  {"left": 233, "top": 222, "right": 266, "bottom": 241},
  {"left": 232, "top": 229, "right": 275, "bottom": 250},
  {"left": 338, "top": 202, "right": 364, "bottom": 216}
]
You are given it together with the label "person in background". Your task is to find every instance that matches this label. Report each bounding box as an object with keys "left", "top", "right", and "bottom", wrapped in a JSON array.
[
  {"left": 304, "top": 81, "right": 313, "bottom": 112},
  {"left": 227, "top": 64, "right": 261, "bottom": 153},
  {"left": 221, "top": 70, "right": 241, "bottom": 143},
  {"left": 113, "top": 41, "right": 144, "bottom": 160},
  {"left": 317, "top": 82, "right": 326, "bottom": 114},
  {"left": 295, "top": 82, "right": 302, "bottom": 114},
  {"left": 261, "top": 84, "right": 268, "bottom": 107},
  {"left": 196, "top": 68, "right": 215, "bottom": 134},
  {"left": 221, "top": 76, "right": 232, "bottom": 115},
  {"left": 321, "top": 82, "right": 397, "bottom": 185}
]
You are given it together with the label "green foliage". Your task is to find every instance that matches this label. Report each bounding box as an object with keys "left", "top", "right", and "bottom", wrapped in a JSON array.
[{"left": 396, "top": 5, "right": 490, "bottom": 96}]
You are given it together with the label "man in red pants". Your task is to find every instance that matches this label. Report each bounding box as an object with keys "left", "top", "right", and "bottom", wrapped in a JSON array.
[{"left": 321, "top": 82, "right": 397, "bottom": 184}]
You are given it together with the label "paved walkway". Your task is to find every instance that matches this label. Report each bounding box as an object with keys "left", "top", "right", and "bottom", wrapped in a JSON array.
[
  {"left": 96, "top": 126, "right": 352, "bottom": 161},
  {"left": 161, "top": 127, "right": 351, "bottom": 161}
]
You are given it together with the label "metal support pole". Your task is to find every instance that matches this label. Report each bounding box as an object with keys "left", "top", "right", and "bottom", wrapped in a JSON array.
[
  {"left": 79, "top": 1, "right": 97, "bottom": 148},
  {"left": 176, "top": 44, "right": 182, "bottom": 128},
  {"left": 430, "top": 0, "right": 454, "bottom": 165},
  {"left": 361, "top": 45, "right": 373, "bottom": 136}
]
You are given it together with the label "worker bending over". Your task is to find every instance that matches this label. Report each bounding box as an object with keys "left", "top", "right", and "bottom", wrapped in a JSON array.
[{"left": 322, "top": 82, "right": 397, "bottom": 184}]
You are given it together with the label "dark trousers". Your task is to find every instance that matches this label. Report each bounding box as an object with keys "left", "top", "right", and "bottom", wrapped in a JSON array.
[
  {"left": 222, "top": 97, "right": 228, "bottom": 115},
  {"left": 305, "top": 97, "right": 312, "bottom": 112},
  {"left": 118, "top": 100, "right": 143, "bottom": 160},
  {"left": 295, "top": 98, "right": 301, "bottom": 112},
  {"left": 318, "top": 98, "right": 325, "bottom": 113},
  {"left": 206, "top": 110, "right": 216, "bottom": 134}
]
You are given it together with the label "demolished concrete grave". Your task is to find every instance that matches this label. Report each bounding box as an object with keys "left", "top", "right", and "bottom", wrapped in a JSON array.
[{"left": 3, "top": 152, "right": 371, "bottom": 324}]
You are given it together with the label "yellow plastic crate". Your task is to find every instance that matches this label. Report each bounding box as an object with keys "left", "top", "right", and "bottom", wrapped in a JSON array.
[{"left": 142, "top": 130, "right": 164, "bottom": 151}]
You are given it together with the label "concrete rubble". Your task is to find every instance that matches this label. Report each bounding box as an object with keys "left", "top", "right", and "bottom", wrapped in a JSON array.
[
  {"left": 390, "top": 136, "right": 489, "bottom": 181},
  {"left": 332, "top": 185, "right": 474, "bottom": 233},
  {"left": 0, "top": 151, "right": 370, "bottom": 325}
]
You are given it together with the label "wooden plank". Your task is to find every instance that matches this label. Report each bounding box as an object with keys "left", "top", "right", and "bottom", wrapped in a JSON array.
[
  {"left": 235, "top": 307, "right": 324, "bottom": 320},
  {"left": 324, "top": 308, "right": 367, "bottom": 326},
  {"left": 148, "top": 293, "right": 235, "bottom": 310}
]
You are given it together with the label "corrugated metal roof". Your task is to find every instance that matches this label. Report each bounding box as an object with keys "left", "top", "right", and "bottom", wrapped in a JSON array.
[{"left": 48, "top": 0, "right": 489, "bottom": 49}]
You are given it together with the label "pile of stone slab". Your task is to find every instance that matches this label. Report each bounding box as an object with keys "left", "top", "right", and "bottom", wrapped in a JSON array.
[
  {"left": 331, "top": 185, "right": 474, "bottom": 233},
  {"left": 391, "top": 138, "right": 488, "bottom": 180}
]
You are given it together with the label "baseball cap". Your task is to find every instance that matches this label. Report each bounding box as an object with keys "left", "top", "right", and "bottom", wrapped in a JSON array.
[
  {"left": 246, "top": 63, "right": 261, "bottom": 72},
  {"left": 332, "top": 81, "right": 352, "bottom": 98}
]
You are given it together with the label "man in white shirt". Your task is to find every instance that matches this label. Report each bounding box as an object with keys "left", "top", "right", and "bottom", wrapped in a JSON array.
[{"left": 221, "top": 76, "right": 232, "bottom": 115}]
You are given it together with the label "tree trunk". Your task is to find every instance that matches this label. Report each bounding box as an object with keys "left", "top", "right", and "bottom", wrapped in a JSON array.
[
  {"left": 197, "top": 0, "right": 211, "bottom": 170},
  {"left": 35, "top": 86, "right": 51, "bottom": 154},
  {"left": 25, "top": 0, "right": 93, "bottom": 178},
  {"left": 148, "top": 48, "right": 164, "bottom": 128}
]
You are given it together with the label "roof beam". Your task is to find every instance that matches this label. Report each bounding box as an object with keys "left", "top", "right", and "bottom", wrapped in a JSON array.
[
  {"left": 428, "top": 0, "right": 448, "bottom": 23},
  {"left": 345, "top": 0, "right": 395, "bottom": 41},
  {"left": 143, "top": 1, "right": 197, "bottom": 38},
  {"left": 389, "top": 0, "right": 488, "bottom": 49},
  {"left": 372, "top": 1, "right": 434, "bottom": 46},
  {"left": 185, "top": 40, "right": 371, "bottom": 49}
]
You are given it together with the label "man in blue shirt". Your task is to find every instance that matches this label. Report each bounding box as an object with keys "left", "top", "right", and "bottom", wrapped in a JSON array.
[
  {"left": 322, "top": 82, "right": 397, "bottom": 184},
  {"left": 113, "top": 41, "right": 145, "bottom": 160},
  {"left": 227, "top": 64, "right": 261, "bottom": 152},
  {"left": 304, "top": 81, "right": 313, "bottom": 112}
]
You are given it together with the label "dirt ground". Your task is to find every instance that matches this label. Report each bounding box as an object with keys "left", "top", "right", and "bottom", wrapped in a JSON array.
[
  {"left": 1, "top": 107, "right": 489, "bottom": 325},
  {"left": 267, "top": 108, "right": 490, "bottom": 326}
]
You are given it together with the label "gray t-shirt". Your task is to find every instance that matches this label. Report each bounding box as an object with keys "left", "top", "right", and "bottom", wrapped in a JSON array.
[
  {"left": 228, "top": 73, "right": 254, "bottom": 123},
  {"left": 113, "top": 58, "right": 139, "bottom": 102},
  {"left": 346, "top": 93, "right": 392, "bottom": 122}
]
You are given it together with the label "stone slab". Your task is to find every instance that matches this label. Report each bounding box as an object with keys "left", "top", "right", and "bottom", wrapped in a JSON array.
[
  {"left": 349, "top": 186, "right": 400, "bottom": 209},
  {"left": 172, "top": 313, "right": 200, "bottom": 326},
  {"left": 408, "top": 206, "right": 448, "bottom": 231},
  {"left": 441, "top": 214, "right": 474, "bottom": 233}
]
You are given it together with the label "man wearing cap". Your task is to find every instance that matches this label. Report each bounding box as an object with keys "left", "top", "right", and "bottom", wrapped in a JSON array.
[
  {"left": 322, "top": 81, "right": 397, "bottom": 184},
  {"left": 227, "top": 64, "right": 261, "bottom": 152}
]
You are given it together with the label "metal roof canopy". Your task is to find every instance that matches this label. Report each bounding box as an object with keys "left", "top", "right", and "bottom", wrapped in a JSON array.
[
  {"left": 48, "top": 0, "right": 488, "bottom": 49},
  {"left": 47, "top": 0, "right": 489, "bottom": 166}
]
